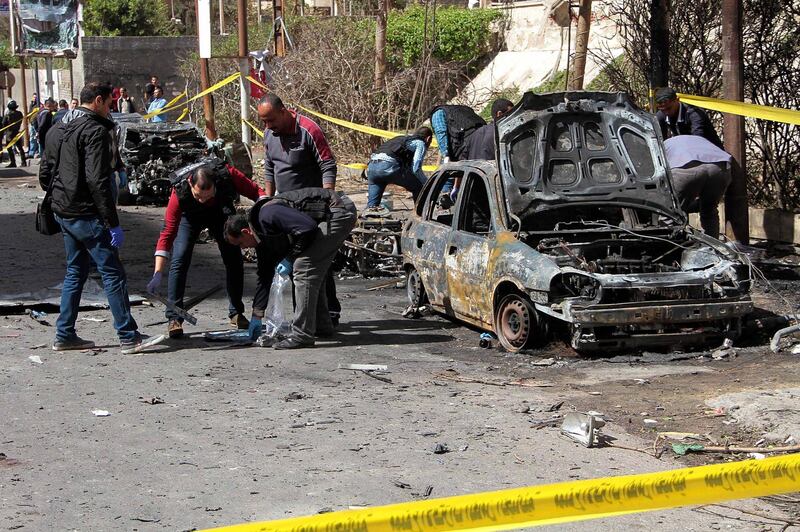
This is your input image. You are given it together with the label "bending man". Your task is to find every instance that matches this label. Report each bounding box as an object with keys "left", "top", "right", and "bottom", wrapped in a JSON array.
[
  {"left": 147, "top": 158, "right": 266, "bottom": 338},
  {"left": 225, "top": 187, "right": 357, "bottom": 350}
]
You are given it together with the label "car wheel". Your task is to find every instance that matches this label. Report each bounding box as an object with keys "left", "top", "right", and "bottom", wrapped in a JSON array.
[
  {"left": 406, "top": 267, "right": 428, "bottom": 307},
  {"left": 494, "top": 293, "right": 542, "bottom": 352}
]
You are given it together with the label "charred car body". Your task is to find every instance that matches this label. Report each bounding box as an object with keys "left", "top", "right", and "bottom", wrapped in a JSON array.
[
  {"left": 402, "top": 92, "right": 752, "bottom": 353},
  {"left": 117, "top": 121, "right": 210, "bottom": 205}
]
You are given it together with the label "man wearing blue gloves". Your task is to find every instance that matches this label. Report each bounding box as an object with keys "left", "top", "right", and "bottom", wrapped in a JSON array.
[
  {"left": 224, "top": 187, "right": 357, "bottom": 349},
  {"left": 45, "top": 82, "right": 158, "bottom": 354},
  {"left": 363, "top": 126, "right": 432, "bottom": 216}
]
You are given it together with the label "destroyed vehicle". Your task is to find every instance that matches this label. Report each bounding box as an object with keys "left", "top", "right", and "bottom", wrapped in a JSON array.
[
  {"left": 117, "top": 121, "right": 211, "bottom": 205},
  {"left": 402, "top": 91, "right": 753, "bottom": 353}
]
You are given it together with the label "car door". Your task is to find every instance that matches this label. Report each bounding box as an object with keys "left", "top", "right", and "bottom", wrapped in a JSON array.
[
  {"left": 408, "top": 169, "right": 463, "bottom": 310},
  {"left": 444, "top": 171, "right": 495, "bottom": 325}
]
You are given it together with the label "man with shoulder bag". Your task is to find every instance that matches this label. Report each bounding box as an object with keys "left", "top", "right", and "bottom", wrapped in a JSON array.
[{"left": 41, "top": 81, "right": 160, "bottom": 354}]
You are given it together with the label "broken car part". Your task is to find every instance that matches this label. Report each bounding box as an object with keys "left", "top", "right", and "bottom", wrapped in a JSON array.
[
  {"left": 145, "top": 293, "right": 198, "bottom": 326},
  {"left": 561, "top": 412, "right": 605, "bottom": 447}
]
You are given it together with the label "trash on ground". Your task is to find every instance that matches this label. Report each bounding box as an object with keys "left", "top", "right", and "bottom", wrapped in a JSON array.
[
  {"left": 479, "top": 332, "right": 495, "bottom": 348},
  {"left": 80, "top": 316, "right": 107, "bottom": 323},
  {"left": 561, "top": 412, "right": 605, "bottom": 447},
  {"left": 138, "top": 397, "right": 164, "bottom": 405},
  {"left": 643, "top": 418, "right": 659, "bottom": 426},
  {"left": 338, "top": 363, "right": 389, "bottom": 372},
  {"left": 658, "top": 431, "right": 703, "bottom": 440},
  {"left": 712, "top": 338, "right": 736, "bottom": 360},
  {"left": 28, "top": 310, "right": 49, "bottom": 325},
  {"left": 284, "top": 392, "right": 309, "bottom": 402},
  {"left": 432, "top": 443, "right": 450, "bottom": 454},
  {"left": 204, "top": 330, "right": 252, "bottom": 343},
  {"left": 747, "top": 452, "right": 766, "bottom": 460},
  {"left": 532, "top": 357, "right": 556, "bottom": 366},
  {"left": 27, "top": 355, "right": 43, "bottom": 364},
  {"left": 91, "top": 409, "right": 111, "bottom": 417},
  {"left": 672, "top": 443, "right": 800, "bottom": 455}
]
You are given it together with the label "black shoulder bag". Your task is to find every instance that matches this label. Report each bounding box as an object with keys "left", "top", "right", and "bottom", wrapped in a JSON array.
[{"left": 35, "top": 164, "right": 61, "bottom": 236}]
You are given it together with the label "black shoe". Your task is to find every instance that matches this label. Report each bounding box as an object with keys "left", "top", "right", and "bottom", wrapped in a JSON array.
[
  {"left": 316, "top": 328, "right": 335, "bottom": 338},
  {"left": 273, "top": 336, "right": 315, "bottom": 350},
  {"left": 52, "top": 336, "right": 95, "bottom": 351},
  {"left": 329, "top": 311, "right": 340, "bottom": 328}
]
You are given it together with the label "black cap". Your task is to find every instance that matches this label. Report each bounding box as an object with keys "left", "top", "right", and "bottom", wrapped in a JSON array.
[{"left": 655, "top": 87, "right": 677, "bottom": 103}]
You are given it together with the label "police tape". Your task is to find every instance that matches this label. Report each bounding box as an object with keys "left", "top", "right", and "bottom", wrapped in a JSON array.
[
  {"left": 200, "top": 453, "right": 800, "bottom": 532},
  {"left": 245, "top": 75, "right": 439, "bottom": 148},
  {"left": 1, "top": 129, "right": 26, "bottom": 152},
  {"left": 0, "top": 106, "right": 41, "bottom": 136},
  {"left": 142, "top": 72, "right": 241, "bottom": 120},
  {"left": 678, "top": 93, "right": 800, "bottom": 126}
]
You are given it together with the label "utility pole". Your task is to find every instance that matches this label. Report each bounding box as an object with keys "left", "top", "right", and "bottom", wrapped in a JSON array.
[
  {"left": 374, "top": 0, "right": 388, "bottom": 90},
  {"left": 20, "top": 58, "right": 29, "bottom": 148},
  {"left": 218, "top": 0, "right": 225, "bottom": 34},
  {"left": 567, "top": 0, "right": 592, "bottom": 91},
  {"left": 648, "top": 0, "right": 670, "bottom": 111},
  {"left": 196, "top": 0, "right": 217, "bottom": 139},
  {"left": 722, "top": 0, "right": 749, "bottom": 243},
  {"left": 273, "top": 0, "right": 286, "bottom": 57},
  {"left": 238, "top": 0, "right": 251, "bottom": 146}
]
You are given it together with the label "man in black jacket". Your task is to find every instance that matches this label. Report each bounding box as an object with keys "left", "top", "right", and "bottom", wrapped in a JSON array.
[
  {"left": 224, "top": 188, "right": 357, "bottom": 349},
  {"left": 45, "top": 82, "right": 155, "bottom": 354},
  {"left": 464, "top": 98, "right": 514, "bottom": 161},
  {"left": 655, "top": 87, "right": 723, "bottom": 149}
]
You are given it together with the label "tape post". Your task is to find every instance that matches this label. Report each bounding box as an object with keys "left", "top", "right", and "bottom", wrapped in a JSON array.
[{"left": 200, "top": 453, "right": 800, "bottom": 532}]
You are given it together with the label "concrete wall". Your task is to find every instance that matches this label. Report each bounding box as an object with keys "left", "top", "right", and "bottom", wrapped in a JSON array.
[
  {"left": 74, "top": 36, "right": 197, "bottom": 110},
  {"left": 7, "top": 67, "right": 73, "bottom": 108}
]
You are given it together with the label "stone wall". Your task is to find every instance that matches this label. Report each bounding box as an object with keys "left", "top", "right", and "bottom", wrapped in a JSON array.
[{"left": 74, "top": 36, "right": 197, "bottom": 110}]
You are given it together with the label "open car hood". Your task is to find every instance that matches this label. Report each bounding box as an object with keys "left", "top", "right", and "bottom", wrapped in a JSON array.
[
  {"left": 495, "top": 91, "right": 685, "bottom": 221},
  {"left": 118, "top": 121, "right": 207, "bottom": 167}
]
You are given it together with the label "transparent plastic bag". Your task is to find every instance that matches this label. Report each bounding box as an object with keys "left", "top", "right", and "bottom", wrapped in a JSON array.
[{"left": 258, "top": 273, "right": 294, "bottom": 347}]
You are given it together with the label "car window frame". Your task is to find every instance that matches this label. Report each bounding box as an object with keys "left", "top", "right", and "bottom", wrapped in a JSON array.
[
  {"left": 421, "top": 169, "right": 463, "bottom": 228},
  {"left": 453, "top": 171, "right": 495, "bottom": 237}
]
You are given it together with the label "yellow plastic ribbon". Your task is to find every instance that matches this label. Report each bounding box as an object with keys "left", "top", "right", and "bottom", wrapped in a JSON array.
[
  {"left": 678, "top": 93, "right": 800, "bottom": 126},
  {"left": 0, "top": 106, "right": 40, "bottom": 135},
  {"left": 1, "top": 129, "right": 26, "bottom": 151}
]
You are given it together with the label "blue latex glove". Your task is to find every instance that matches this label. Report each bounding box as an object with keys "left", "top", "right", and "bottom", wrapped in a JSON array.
[
  {"left": 109, "top": 226, "right": 124, "bottom": 248},
  {"left": 248, "top": 317, "right": 263, "bottom": 340},
  {"left": 117, "top": 170, "right": 128, "bottom": 188},
  {"left": 146, "top": 271, "right": 162, "bottom": 294},
  {"left": 449, "top": 187, "right": 459, "bottom": 203},
  {"left": 276, "top": 258, "right": 293, "bottom": 276}
]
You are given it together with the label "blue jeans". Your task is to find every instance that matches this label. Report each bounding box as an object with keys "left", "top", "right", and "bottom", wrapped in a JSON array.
[
  {"left": 366, "top": 158, "right": 426, "bottom": 208},
  {"left": 55, "top": 215, "right": 138, "bottom": 342},
  {"left": 167, "top": 212, "right": 244, "bottom": 321}
]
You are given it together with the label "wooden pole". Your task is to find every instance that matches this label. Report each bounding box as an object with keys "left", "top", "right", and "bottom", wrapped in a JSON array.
[
  {"left": 722, "top": 0, "right": 749, "bottom": 243},
  {"left": 374, "top": 0, "right": 388, "bottom": 90},
  {"left": 274, "top": 0, "right": 286, "bottom": 57},
  {"left": 567, "top": 0, "right": 592, "bottom": 90},
  {"left": 19, "top": 57, "right": 29, "bottom": 149},
  {"left": 238, "top": 0, "right": 251, "bottom": 145}
]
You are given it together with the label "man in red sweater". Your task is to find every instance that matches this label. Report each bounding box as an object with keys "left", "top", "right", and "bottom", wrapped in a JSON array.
[{"left": 146, "top": 158, "right": 266, "bottom": 338}]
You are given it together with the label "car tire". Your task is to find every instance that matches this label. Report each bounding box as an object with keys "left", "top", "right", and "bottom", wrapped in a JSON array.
[
  {"left": 494, "top": 293, "right": 544, "bottom": 352},
  {"left": 406, "top": 267, "right": 428, "bottom": 308}
]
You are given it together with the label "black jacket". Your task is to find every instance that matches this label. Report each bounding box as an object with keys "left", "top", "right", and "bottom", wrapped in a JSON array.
[
  {"left": 656, "top": 103, "right": 723, "bottom": 149},
  {"left": 39, "top": 109, "right": 88, "bottom": 192},
  {"left": 49, "top": 108, "right": 119, "bottom": 228},
  {"left": 465, "top": 122, "right": 496, "bottom": 161},
  {"left": 2, "top": 109, "right": 23, "bottom": 138},
  {"left": 374, "top": 134, "right": 425, "bottom": 166}
]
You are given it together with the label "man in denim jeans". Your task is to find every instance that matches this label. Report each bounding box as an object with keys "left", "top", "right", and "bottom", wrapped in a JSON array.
[
  {"left": 363, "top": 126, "right": 432, "bottom": 217},
  {"left": 46, "top": 82, "right": 156, "bottom": 354}
]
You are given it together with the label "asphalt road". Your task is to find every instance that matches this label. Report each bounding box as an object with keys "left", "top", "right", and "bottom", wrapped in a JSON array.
[{"left": 0, "top": 166, "right": 795, "bottom": 531}]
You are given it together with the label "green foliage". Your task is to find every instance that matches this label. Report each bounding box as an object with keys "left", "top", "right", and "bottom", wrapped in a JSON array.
[
  {"left": 0, "top": 39, "right": 19, "bottom": 70},
  {"left": 529, "top": 70, "right": 567, "bottom": 94},
  {"left": 586, "top": 55, "right": 624, "bottom": 91},
  {"left": 387, "top": 6, "right": 502, "bottom": 67},
  {"left": 83, "top": 0, "right": 179, "bottom": 37}
]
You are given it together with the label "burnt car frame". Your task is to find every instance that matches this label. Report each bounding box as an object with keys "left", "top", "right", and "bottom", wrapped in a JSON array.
[
  {"left": 117, "top": 121, "right": 210, "bottom": 205},
  {"left": 401, "top": 91, "right": 752, "bottom": 353}
]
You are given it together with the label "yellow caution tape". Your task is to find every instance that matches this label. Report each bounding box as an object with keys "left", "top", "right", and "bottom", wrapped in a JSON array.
[
  {"left": 142, "top": 91, "right": 188, "bottom": 120},
  {"left": 0, "top": 106, "right": 41, "bottom": 135},
  {"left": 245, "top": 74, "right": 438, "bottom": 147},
  {"left": 201, "top": 453, "right": 800, "bottom": 532},
  {"left": 143, "top": 73, "right": 241, "bottom": 120},
  {"left": 176, "top": 107, "right": 190, "bottom": 122},
  {"left": 243, "top": 117, "right": 264, "bottom": 138},
  {"left": 678, "top": 93, "right": 800, "bottom": 126},
  {"left": 2, "top": 129, "right": 26, "bottom": 152}
]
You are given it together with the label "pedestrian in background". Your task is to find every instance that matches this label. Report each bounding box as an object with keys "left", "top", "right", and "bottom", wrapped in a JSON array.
[
  {"left": 117, "top": 87, "right": 136, "bottom": 114},
  {"left": 2, "top": 100, "right": 26, "bottom": 168},
  {"left": 147, "top": 87, "right": 167, "bottom": 123}
]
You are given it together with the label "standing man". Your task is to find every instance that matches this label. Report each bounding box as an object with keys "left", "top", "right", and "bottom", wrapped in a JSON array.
[
  {"left": 664, "top": 135, "right": 732, "bottom": 239},
  {"left": 364, "top": 126, "right": 432, "bottom": 215},
  {"left": 117, "top": 87, "right": 136, "bottom": 114},
  {"left": 147, "top": 87, "right": 167, "bottom": 123},
  {"left": 35, "top": 98, "right": 57, "bottom": 153},
  {"left": 224, "top": 188, "right": 357, "bottom": 349},
  {"left": 46, "top": 81, "right": 159, "bottom": 353},
  {"left": 2, "top": 100, "right": 26, "bottom": 168},
  {"left": 464, "top": 98, "right": 514, "bottom": 161},
  {"left": 144, "top": 75, "right": 159, "bottom": 105},
  {"left": 69, "top": 98, "right": 79, "bottom": 110},
  {"left": 257, "top": 94, "right": 343, "bottom": 326},
  {"left": 53, "top": 99, "right": 69, "bottom": 123},
  {"left": 655, "top": 87, "right": 723, "bottom": 149},
  {"left": 146, "top": 159, "right": 266, "bottom": 338}
]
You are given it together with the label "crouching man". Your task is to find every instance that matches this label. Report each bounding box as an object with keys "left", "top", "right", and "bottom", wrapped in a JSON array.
[
  {"left": 224, "top": 187, "right": 357, "bottom": 349},
  {"left": 147, "top": 158, "right": 266, "bottom": 338}
]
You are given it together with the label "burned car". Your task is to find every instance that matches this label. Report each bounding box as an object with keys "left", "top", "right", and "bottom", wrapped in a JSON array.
[
  {"left": 117, "top": 121, "right": 210, "bottom": 205},
  {"left": 402, "top": 91, "right": 752, "bottom": 353}
]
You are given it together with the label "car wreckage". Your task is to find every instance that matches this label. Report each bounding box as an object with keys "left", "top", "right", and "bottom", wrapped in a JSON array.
[
  {"left": 402, "top": 91, "right": 753, "bottom": 353},
  {"left": 117, "top": 121, "right": 211, "bottom": 205}
]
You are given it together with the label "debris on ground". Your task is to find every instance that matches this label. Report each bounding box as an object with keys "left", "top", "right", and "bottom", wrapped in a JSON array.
[
  {"left": 80, "top": 316, "right": 107, "bottom": 323},
  {"left": 711, "top": 338, "right": 736, "bottom": 360},
  {"left": 91, "top": 410, "right": 111, "bottom": 417},
  {"left": 672, "top": 443, "right": 800, "bottom": 456},
  {"left": 28, "top": 310, "right": 49, "bottom": 325},
  {"left": 432, "top": 443, "right": 450, "bottom": 454},
  {"left": 138, "top": 397, "right": 164, "bottom": 405},
  {"left": 27, "top": 355, "right": 42, "bottom": 365},
  {"left": 284, "top": 392, "right": 309, "bottom": 402},
  {"left": 401, "top": 304, "right": 431, "bottom": 319},
  {"left": 479, "top": 332, "right": 495, "bottom": 349},
  {"left": 561, "top": 412, "right": 605, "bottom": 447}
]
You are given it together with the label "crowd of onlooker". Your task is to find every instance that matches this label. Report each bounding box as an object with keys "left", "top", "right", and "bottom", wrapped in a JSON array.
[{"left": 0, "top": 73, "right": 169, "bottom": 167}]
